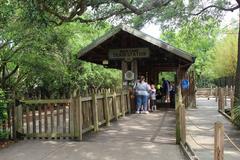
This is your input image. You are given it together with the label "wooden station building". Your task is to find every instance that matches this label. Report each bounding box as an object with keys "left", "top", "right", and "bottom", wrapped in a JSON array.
[
  {"left": 78, "top": 24, "right": 195, "bottom": 143},
  {"left": 78, "top": 24, "right": 195, "bottom": 103}
]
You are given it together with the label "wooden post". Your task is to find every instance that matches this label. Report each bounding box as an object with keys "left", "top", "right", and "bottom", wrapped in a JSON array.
[
  {"left": 179, "top": 105, "right": 186, "bottom": 144},
  {"left": 103, "top": 91, "right": 110, "bottom": 126},
  {"left": 225, "top": 85, "right": 228, "bottom": 106},
  {"left": 32, "top": 105, "right": 36, "bottom": 138},
  {"left": 79, "top": 96, "right": 83, "bottom": 140},
  {"left": 127, "top": 92, "right": 131, "bottom": 114},
  {"left": 131, "top": 60, "right": 138, "bottom": 81},
  {"left": 12, "top": 97, "right": 17, "bottom": 140},
  {"left": 176, "top": 85, "right": 182, "bottom": 144},
  {"left": 63, "top": 104, "right": 67, "bottom": 136},
  {"left": 176, "top": 66, "right": 185, "bottom": 144},
  {"left": 112, "top": 91, "right": 118, "bottom": 120},
  {"left": 56, "top": 105, "right": 60, "bottom": 136},
  {"left": 38, "top": 105, "right": 42, "bottom": 136},
  {"left": 16, "top": 104, "right": 23, "bottom": 137},
  {"left": 221, "top": 88, "right": 225, "bottom": 111},
  {"left": 44, "top": 105, "right": 48, "bottom": 137},
  {"left": 218, "top": 87, "right": 221, "bottom": 105},
  {"left": 121, "top": 61, "right": 128, "bottom": 90},
  {"left": 218, "top": 88, "right": 224, "bottom": 111},
  {"left": 209, "top": 85, "right": 212, "bottom": 100},
  {"left": 26, "top": 106, "right": 30, "bottom": 138},
  {"left": 74, "top": 95, "right": 82, "bottom": 141},
  {"left": 121, "top": 91, "right": 125, "bottom": 117},
  {"left": 214, "top": 122, "right": 224, "bottom": 160},
  {"left": 230, "top": 86, "right": 234, "bottom": 109},
  {"left": 69, "top": 98, "right": 75, "bottom": 138},
  {"left": 92, "top": 93, "right": 99, "bottom": 132},
  {"left": 215, "top": 87, "right": 218, "bottom": 102},
  {"left": 73, "top": 97, "right": 80, "bottom": 140},
  {"left": 50, "top": 104, "right": 54, "bottom": 138},
  {"left": 188, "top": 69, "right": 196, "bottom": 108}
]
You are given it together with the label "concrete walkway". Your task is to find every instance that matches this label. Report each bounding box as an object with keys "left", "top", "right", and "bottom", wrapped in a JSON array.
[
  {"left": 0, "top": 109, "right": 186, "bottom": 160},
  {"left": 186, "top": 98, "right": 240, "bottom": 160}
]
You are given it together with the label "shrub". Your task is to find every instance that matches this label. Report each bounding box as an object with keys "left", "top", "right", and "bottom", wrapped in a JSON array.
[{"left": 232, "top": 106, "right": 240, "bottom": 127}]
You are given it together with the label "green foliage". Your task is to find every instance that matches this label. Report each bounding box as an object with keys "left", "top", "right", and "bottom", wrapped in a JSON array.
[
  {"left": 159, "top": 72, "right": 175, "bottom": 83},
  {"left": 205, "top": 32, "right": 238, "bottom": 79},
  {"left": 77, "top": 62, "right": 122, "bottom": 92},
  {"left": 160, "top": 17, "right": 220, "bottom": 87},
  {"left": 0, "top": 0, "right": 120, "bottom": 99},
  {"left": 232, "top": 106, "right": 240, "bottom": 127}
]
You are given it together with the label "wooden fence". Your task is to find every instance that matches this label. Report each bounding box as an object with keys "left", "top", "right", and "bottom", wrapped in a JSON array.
[
  {"left": 11, "top": 90, "right": 130, "bottom": 140},
  {"left": 196, "top": 86, "right": 234, "bottom": 99}
]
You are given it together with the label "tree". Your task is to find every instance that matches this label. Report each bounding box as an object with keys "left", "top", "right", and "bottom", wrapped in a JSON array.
[
  {"left": 1, "top": 0, "right": 121, "bottom": 98},
  {"left": 206, "top": 32, "right": 238, "bottom": 79},
  {"left": 18, "top": 0, "right": 240, "bottom": 106},
  {"left": 160, "top": 17, "right": 220, "bottom": 86}
]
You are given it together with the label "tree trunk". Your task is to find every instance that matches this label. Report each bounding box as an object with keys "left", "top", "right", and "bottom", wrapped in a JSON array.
[{"left": 234, "top": 9, "right": 240, "bottom": 107}]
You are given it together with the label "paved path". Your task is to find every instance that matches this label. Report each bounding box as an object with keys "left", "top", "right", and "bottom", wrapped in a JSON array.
[
  {"left": 186, "top": 98, "right": 240, "bottom": 160},
  {"left": 0, "top": 109, "right": 186, "bottom": 160}
]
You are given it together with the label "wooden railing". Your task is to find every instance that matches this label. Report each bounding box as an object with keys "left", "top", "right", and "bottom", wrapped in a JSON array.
[
  {"left": 13, "top": 90, "right": 131, "bottom": 140},
  {"left": 196, "top": 86, "right": 234, "bottom": 99}
]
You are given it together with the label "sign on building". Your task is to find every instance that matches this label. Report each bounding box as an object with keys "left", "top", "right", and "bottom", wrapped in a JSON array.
[{"left": 108, "top": 48, "right": 150, "bottom": 60}]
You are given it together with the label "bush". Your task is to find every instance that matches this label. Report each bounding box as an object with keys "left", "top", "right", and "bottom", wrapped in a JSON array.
[
  {"left": 0, "top": 89, "right": 8, "bottom": 140},
  {"left": 232, "top": 106, "right": 240, "bottom": 127}
]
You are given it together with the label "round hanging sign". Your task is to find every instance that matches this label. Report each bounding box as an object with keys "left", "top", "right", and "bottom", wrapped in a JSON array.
[{"left": 124, "top": 71, "right": 135, "bottom": 81}]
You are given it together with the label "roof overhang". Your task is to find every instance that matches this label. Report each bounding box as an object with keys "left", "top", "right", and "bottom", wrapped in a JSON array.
[
  {"left": 77, "top": 25, "right": 195, "bottom": 71},
  {"left": 78, "top": 24, "right": 195, "bottom": 63}
]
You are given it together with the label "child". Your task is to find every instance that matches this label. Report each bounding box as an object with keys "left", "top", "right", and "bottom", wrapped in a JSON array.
[{"left": 150, "top": 84, "right": 157, "bottom": 111}]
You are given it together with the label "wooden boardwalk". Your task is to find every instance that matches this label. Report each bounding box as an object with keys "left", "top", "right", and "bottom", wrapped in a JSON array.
[
  {"left": 186, "top": 98, "right": 240, "bottom": 160},
  {"left": 0, "top": 109, "right": 186, "bottom": 160}
]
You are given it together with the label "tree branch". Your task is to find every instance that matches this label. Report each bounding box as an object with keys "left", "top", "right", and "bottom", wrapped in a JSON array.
[
  {"left": 36, "top": 0, "right": 173, "bottom": 24},
  {"left": 190, "top": 4, "right": 239, "bottom": 16},
  {"left": 114, "top": 0, "right": 142, "bottom": 14},
  {"left": 115, "top": 0, "right": 172, "bottom": 15},
  {"left": 72, "top": 8, "right": 131, "bottom": 23},
  {"left": 4, "top": 65, "right": 19, "bottom": 81}
]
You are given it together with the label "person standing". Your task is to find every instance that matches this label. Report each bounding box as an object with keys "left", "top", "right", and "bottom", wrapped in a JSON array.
[
  {"left": 134, "top": 75, "right": 150, "bottom": 114},
  {"left": 162, "top": 78, "right": 170, "bottom": 103},
  {"left": 150, "top": 84, "right": 157, "bottom": 111}
]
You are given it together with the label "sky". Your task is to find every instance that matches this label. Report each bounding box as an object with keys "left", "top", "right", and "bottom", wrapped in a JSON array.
[{"left": 141, "top": 4, "right": 239, "bottom": 39}]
